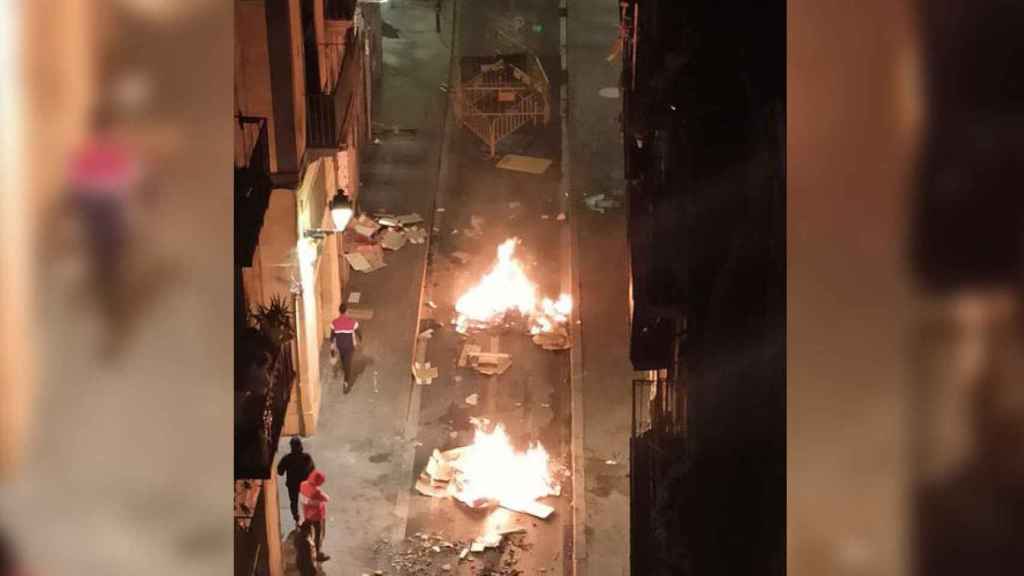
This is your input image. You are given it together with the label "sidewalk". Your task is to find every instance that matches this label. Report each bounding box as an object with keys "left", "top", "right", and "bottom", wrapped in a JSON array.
[
  {"left": 565, "top": 0, "right": 633, "bottom": 574},
  {"left": 275, "top": 1, "right": 451, "bottom": 573}
]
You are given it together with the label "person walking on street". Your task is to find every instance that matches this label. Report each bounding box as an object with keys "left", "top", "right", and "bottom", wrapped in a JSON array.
[
  {"left": 330, "top": 303, "right": 361, "bottom": 393},
  {"left": 300, "top": 469, "right": 330, "bottom": 562},
  {"left": 276, "top": 437, "right": 315, "bottom": 524},
  {"left": 294, "top": 520, "right": 319, "bottom": 576}
]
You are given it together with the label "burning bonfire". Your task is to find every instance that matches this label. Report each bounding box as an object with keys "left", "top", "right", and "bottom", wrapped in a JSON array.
[
  {"left": 454, "top": 238, "right": 572, "bottom": 350},
  {"left": 417, "top": 420, "right": 560, "bottom": 519}
]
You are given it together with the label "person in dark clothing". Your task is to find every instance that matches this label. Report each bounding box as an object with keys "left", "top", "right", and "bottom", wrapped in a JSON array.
[
  {"left": 294, "top": 521, "right": 318, "bottom": 576},
  {"left": 277, "top": 437, "right": 316, "bottom": 523},
  {"left": 330, "top": 303, "right": 362, "bottom": 393}
]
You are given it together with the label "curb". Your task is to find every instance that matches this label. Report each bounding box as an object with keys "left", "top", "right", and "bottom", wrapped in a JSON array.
[{"left": 558, "top": 2, "right": 589, "bottom": 575}]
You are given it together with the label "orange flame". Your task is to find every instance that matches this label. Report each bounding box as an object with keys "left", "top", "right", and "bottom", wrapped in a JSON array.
[{"left": 453, "top": 423, "right": 555, "bottom": 509}]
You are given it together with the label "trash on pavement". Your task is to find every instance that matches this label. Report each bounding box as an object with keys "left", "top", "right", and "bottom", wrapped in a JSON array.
[
  {"left": 508, "top": 201, "right": 522, "bottom": 209},
  {"left": 470, "top": 352, "right": 513, "bottom": 376},
  {"left": 347, "top": 307, "right": 375, "bottom": 320},
  {"left": 450, "top": 251, "right": 472, "bottom": 264},
  {"left": 396, "top": 213, "right": 424, "bottom": 226},
  {"left": 380, "top": 228, "right": 407, "bottom": 250},
  {"left": 348, "top": 291, "right": 362, "bottom": 303},
  {"left": 465, "top": 393, "right": 479, "bottom": 406},
  {"left": 532, "top": 327, "right": 570, "bottom": 351},
  {"left": 584, "top": 193, "right": 621, "bottom": 213},
  {"left": 556, "top": 212, "right": 566, "bottom": 221},
  {"left": 459, "top": 344, "right": 482, "bottom": 367},
  {"left": 405, "top": 226, "right": 428, "bottom": 244},
  {"left": 345, "top": 252, "right": 373, "bottom": 272},
  {"left": 412, "top": 362, "right": 438, "bottom": 385},
  {"left": 353, "top": 214, "right": 381, "bottom": 237},
  {"left": 496, "top": 154, "right": 553, "bottom": 174}
]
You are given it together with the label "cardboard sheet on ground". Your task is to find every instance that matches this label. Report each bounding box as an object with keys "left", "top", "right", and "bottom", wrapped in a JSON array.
[
  {"left": 380, "top": 228, "right": 407, "bottom": 250},
  {"left": 496, "top": 154, "right": 553, "bottom": 174},
  {"left": 395, "top": 213, "right": 424, "bottom": 225},
  {"left": 346, "top": 307, "right": 375, "bottom": 320},
  {"left": 532, "top": 328, "right": 570, "bottom": 351},
  {"left": 353, "top": 215, "right": 381, "bottom": 237}
]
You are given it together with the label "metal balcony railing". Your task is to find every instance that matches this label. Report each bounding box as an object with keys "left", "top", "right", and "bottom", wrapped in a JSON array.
[
  {"left": 306, "top": 32, "right": 362, "bottom": 149},
  {"left": 235, "top": 115, "right": 273, "bottom": 270}
]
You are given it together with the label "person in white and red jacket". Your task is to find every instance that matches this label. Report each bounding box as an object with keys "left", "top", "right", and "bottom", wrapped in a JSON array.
[{"left": 300, "top": 469, "right": 330, "bottom": 562}]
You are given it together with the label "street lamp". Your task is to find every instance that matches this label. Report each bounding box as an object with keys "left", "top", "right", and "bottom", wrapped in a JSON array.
[{"left": 304, "top": 193, "right": 354, "bottom": 238}]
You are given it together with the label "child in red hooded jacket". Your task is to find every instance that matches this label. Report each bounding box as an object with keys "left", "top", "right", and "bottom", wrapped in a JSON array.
[{"left": 299, "top": 469, "right": 330, "bottom": 562}]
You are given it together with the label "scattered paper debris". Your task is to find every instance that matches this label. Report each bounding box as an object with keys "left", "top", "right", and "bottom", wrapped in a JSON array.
[
  {"left": 470, "top": 352, "right": 512, "bottom": 376},
  {"left": 412, "top": 362, "right": 439, "bottom": 385},
  {"left": 556, "top": 213, "right": 566, "bottom": 221},
  {"left": 465, "top": 393, "right": 479, "bottom": 406},
  {"left": 450, "top": 251, "right": 472, "bottom": 264},
  {"left": 345, "top": 252, "right": 373, "bottom": 272},
  {"left": 459, "top": 548, "right": 469, "bottom": 560},
  {"left": 585, "top": 193, "right": 621, "bottom": 213},
  {"left": 347, "top": 307, "right": 375, "bottom": 320},
  {"left": 348, "top": 292, "right": 362, "bottom": 304},
  {"left": 605, "top": 459, "right": 618, "bottom": 465},
  {"left": 508, "top": 201, "right": 522, "bottom": 209},
  {"left": 541, "top": 214, "right": 551, "bottom": 220},
  {"left": 470, "top": 542, "right": 485, "bottom": 553},
  {"left": 380, "top": 228, "right": 407, "bottom": 250},
  {"left": 436, "top": 207, "right": 446, "bottom": 212},
  {"left": 353, "top": 215, "right": 381, "bottom": 237},
  {"left": 419, "top": 329, "right": 434, "bottom": 339},
  {"left": 458, "top": 344, "right": 481, "bottom": 367},
  {"left": 405, "top": 227, "right": 428, "bottom": 244},
  {"left": 426, "top": 300, "right": 438, "bottom": 309},
  {"left": 496, "top": 154, "right": 553, "bottom": 174},
  {"left": 532, "top": 328, "right": 571, "bottom": 351},
  {"left": 396, "top": 213, "right": 424, "bottom": 226}
]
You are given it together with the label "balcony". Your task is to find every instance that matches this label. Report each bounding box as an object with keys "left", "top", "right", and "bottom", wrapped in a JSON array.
[
  {"left": 306, "top": 32, "right": 362, "bottom": 150},
  {"left": 235, "top": 116, "right": 272, "bottom": 268}
]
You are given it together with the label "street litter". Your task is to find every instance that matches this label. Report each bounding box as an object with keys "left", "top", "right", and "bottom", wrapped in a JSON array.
[
  {"left": 584, "top": 193, "right": 621, "bottom": 213},
  {"left": 450, "top": 251, "right": 472, "bottom": 264},
  {"left": 532, "top": 327, "right": 570, "bottom": 351},
  {"left": 465, "top": 393, "right": 479, "bottom": 406},
  {"left": 496, "top": 154, "right": 553, "bottom": 174},
  {"left": 347, "top": 244, "right": 386, "bottom": 272},
  {"left": 405, "top": 227, "right": 428, "bottom": 244},
  {"left": 419, "top": 329, "right": 434, "bottom": 339},
  {"left": 353, "top": 214, "right": 381, "bottom": 237},
  {"left": 436, "top": 207, "right": 446, "bottom": 212},
  {"left": 556, "top": 213, "right": 566, "bottom": 221},
  {"left": 426, "top": 300, "right": 438, "bottom": 309},
  {"left": 412, "top": 362, "right": 438, "bottom": 385},
  {"left": 396, "top": 213, "right": 424, "bottom": 225},
  {"left": 508, "top": 201, "right": 522, "bottom": 209},
  {"left": 347, "top": 307, "right": 375, "bottom": 320},
  {"left": 344, "top": 252, "right": 374, "bottom": 273},
  {"left": 459, "top": 344, "right": 482, "bottom": 367},
  {"left": 348, "top": 292, "right": 362, "bottom": 304},
  {"left": 469, "top": 352, "right": 512, "bottom": 376},
  {"left": 377, "top": 215, "right": 400, "bottom": 227},
  {"left": 605, "top": 460, "right": 618, "bottom": 465},
  {"left": 541, "top": 214, "right": 551, "bottom": 220},
  {"left": 380, "top": 228, "right": 407, "bottom": 250}
]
